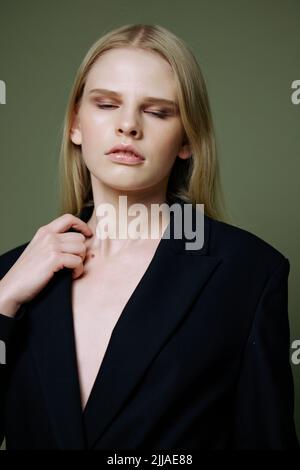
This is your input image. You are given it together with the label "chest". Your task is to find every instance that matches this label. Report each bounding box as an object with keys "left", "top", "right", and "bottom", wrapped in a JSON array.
[{"left": 71, "top": 244, "right": 159, "bottom": 411}]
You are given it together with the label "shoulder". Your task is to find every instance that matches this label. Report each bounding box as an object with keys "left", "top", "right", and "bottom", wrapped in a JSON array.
[
  {"left": 206, "top": 215, "right": 289, "bottom": 274},
  {"left": 0, "top": 241, "right": 30, "bottom": 278}
]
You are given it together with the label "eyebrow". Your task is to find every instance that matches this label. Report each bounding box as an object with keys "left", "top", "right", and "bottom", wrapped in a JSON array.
[{"left": 88, "top": 88, "right": 179, "bottom": 111}]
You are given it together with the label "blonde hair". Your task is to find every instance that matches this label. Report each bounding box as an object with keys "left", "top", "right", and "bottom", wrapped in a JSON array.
[{"left": 58, "top": 23, "right": 231, "bottom": 222}]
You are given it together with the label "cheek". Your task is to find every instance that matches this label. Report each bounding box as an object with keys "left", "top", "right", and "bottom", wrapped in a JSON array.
[
  {"left": 153, "top": 126, "right": 183, "bottom": 161},
  {"left": 82, "top": 112, "right": 101, "bottom": 134},
  {"left": 80, "top": 117, "right": 105, "bottom": 154}
]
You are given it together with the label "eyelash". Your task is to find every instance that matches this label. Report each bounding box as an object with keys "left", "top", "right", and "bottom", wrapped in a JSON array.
[{"left": 95, "top": 104, "right": 169, "bottom": 119}]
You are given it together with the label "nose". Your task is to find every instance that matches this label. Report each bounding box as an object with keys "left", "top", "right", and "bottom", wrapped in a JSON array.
[
  {"left": 117, "top": 127, "right": 138, "bottom": 137},
  {"left": 116, "top": 111, "right": 141, "bottom": 138}
]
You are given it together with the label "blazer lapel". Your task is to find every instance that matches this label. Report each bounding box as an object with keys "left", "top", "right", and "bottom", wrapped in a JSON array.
[
  {"left": 28, "top": 266, "right": 86, "bottom": 449},
  {"left": 81, "top": 201, "right": 223, "bottom": 448},
  {"left": 28, "top": 199, "right": 222, "bottom": 450}
]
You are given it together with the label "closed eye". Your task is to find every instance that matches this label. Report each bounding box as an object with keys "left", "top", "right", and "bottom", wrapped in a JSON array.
[
  {"left": 146, "top": 111, "right": 168, "bottom": 119},
  {"left": 97, "top": 104, "right": 116, "bottom": 109},
  {"left": 96, "top": 104, "right": 169, "bottom": 119}
]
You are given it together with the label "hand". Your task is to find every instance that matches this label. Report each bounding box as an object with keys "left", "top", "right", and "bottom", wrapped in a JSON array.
[{"left": 0, "top": 213, "right": 93, "bottom": 312}]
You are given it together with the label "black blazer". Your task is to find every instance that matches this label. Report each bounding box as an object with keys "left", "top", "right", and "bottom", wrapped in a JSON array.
[{"left": 0, "top": 199, "right": 299, "bottom": 450}]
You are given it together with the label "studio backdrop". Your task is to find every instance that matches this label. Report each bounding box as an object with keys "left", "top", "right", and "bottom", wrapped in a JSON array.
[{"left": 0, "top": 0, "right": 299, "bottom": 448}]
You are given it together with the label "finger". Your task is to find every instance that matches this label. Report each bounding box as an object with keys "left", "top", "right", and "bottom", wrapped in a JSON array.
[
  {"left": 55, "top": 253, "right": 84, "bottom": 277},
  {"left": 58, "top": 232, "right": 87, "bottom": 243},
  {"left": 60, "top": 242, "right": 87, "bottom": 260},
  {"left": 72, "top": 267, "right": 84, "bottom": 280},
  {"left": 46, "top": 214, "right": 93, "bottom": 238}
]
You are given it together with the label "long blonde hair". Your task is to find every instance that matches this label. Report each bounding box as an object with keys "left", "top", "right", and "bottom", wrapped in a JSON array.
[{"left": 58, "top": 23, "right": 230, "bottom": 222}]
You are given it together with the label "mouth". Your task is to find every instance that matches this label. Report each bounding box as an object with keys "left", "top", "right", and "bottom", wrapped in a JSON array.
[
  {"left": 106, "top": 151, "right": 145, "bottom": 165},
  {"left": 105, "top": 144, "right": 145, "bottom": 161}
]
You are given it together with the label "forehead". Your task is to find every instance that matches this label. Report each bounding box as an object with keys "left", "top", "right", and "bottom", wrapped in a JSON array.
[{"left": 84, "top": 47, "right": 177, "bottom": 98}]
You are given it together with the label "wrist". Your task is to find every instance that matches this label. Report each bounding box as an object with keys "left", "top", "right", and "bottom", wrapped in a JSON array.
[{"left": 0, "top": 282, "right": 21, "bottom": 318}]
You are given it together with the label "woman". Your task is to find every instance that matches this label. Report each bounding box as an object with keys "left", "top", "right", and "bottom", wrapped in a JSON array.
[{"left": 0, "top": 23, "right": 299, "bottom": 450}]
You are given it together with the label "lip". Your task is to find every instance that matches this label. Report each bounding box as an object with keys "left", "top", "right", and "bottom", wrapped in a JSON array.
[
  {"left": 106, "top": 152, "right": 145, "bottom": 165},
  {"left": 105, "top": 143, "right": 145, "bottom": 160}
]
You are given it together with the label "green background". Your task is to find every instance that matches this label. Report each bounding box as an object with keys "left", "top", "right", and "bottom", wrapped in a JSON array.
[{"left": 0, "top": 0, "right": 299, "bottom": 446}]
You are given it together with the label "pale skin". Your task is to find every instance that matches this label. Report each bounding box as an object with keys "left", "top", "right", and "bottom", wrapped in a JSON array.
[{"left": 0, "top": 47, "right": 191, "bottom": 411}]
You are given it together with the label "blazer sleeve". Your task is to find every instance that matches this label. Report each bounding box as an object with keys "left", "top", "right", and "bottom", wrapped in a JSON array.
[
  {"left": 0, "top": 242, "right": 30, "bottom": 447},
  {"left": 231, "top": 257, "right": 300, "bottom": 449},
  {"left": 0, "top": 307, "right": 27, "bottom": 448}
]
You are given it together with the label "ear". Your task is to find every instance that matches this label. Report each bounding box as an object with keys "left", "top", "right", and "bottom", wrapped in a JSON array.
[
  {"left": 70, "top": 109, "right": 82, "bottom": 146},
  {"left": 177, "top": 139, "right": 192, "bottom": 160}
]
